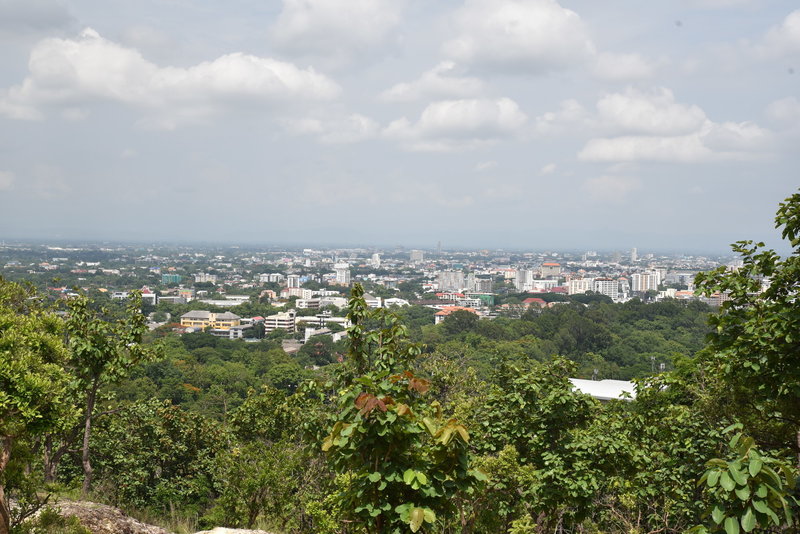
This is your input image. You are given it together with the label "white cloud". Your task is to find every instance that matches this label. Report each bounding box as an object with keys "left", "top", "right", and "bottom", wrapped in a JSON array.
[
  {"left": 0, "top": 171, "right": 15, "bottom": 191},
  {"left": 283, "top": 113, "right": 379, "bottom": 144},
  {"left": 380, "top": 61, "right": 484, "bottom": 102},
  {"left": 0, "top": 28, "right": 341, "bottom": 126},
  {"left": 593, "top": 52, "right": 656, "bottom": 82},
  {"left": 539, "top": 163, "right": 557, "bottom": 175},
  {"left": 758, "top": 9, "right": 800, "bottom": 57},
  {"left": 535, "top": 99, "right": 590, "bottom": 134},
  {"left": 270, "top": 0, "right": 405, "bottom": 68},
  {"left": 443, "top": 0, "right": 595, "bottom": 74},
  {"left": 384, "top": 97, "right": 527, "bottom": 151},
  {"left": 595, "top": 87, "right": 707, "bottom": 135},
  {"left": 578, "top": 121, "right": 770, "bottom": 163},
  {"left": 766, "top": 97, "right": 800, "bottom": 125},
  {"left": 533, "top": 87, "right": 773, "bottom": 163}
]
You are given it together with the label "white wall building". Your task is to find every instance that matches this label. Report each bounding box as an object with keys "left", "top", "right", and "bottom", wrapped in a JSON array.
[
  {"left": 334, "top": 263, "right": 351, "bottom": 286},
  {"left": 594, "top": 278, "right": 620, "bottom": 301},
  {"left": 568, "top": 278, "right": 594, "bottom": 295},
  {"left": 437, "top": 270, "right": 465, "bottom": 292},
  {"left": 264, "top": 309, "right": 297, "bottom": 333}
]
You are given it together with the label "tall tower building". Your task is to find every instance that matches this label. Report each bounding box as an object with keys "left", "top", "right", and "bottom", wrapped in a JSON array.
[
  {"left": 631, "top": 247, "right": 638, "bottom": 263},
  {"left": 410, "top": 250, "right": 424, "bottom": 263},
  {"left": 334, "top": 263, "right": 351, "bottom": 286}
]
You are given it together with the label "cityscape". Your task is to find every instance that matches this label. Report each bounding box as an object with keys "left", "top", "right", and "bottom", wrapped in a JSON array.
[{"left": 1, "top": 239, "right": 738, "bottom": 341}]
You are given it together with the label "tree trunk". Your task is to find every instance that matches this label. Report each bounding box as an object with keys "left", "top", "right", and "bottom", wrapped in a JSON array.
[
  {"left": 81, "top": 382, "right": 99, "bottom": 496},
  {"left": 0, "top": 436, "right": 13, "bottom": 534},
  {"left": 43, "top": 435, "right": 55, "bottom": 484}
]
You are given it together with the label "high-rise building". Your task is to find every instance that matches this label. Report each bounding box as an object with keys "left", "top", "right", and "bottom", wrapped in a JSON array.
[
  {"left": 437, "top": 270, "right": 465, "bottom": 291},
  {"left": 631, "top": 247, "right": 638, "bottom": 263},
  {"left": 594, "top": 278, "right": 619, "bottom": 301},
  {"left": 515, "top": 269, "right": 534, "bottom": 291},
  {"left": 541, "top": 262, "right": 561, "bottom": 278},
  {"left": 286, "top": 274, "right": 301, "bottom": 288},
  {"left": 334, "top": 263, "right": 351, "bottom": 286},
  {"left": 410, "top": 250, "right": 424, "bottom": 263},
  {"left": 631, "top": 272, "right": 659, "bottom": 292},
  {"left": 371, "top": 253, "right": 381, "bottom": 268}
]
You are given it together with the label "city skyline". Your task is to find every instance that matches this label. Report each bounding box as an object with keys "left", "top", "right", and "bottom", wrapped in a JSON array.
[{"left": 0, "top": 1, "right": 798, "bottom": 251}]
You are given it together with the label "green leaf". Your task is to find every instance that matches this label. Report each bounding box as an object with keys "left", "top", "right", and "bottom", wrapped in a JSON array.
[
  {"left": 423, "top": 508, "right": 436, "bottom": 523},
  {"left": 368, "top": 472, "right": 382, "bottom": 483},
  {"left": 748, "top": 458, "right": 763, "bottom": 477},
  {"left": 403, "top": 469, "right": 415, "bottom": 485},
  {"left": 416, "top": 471, "right": 428, "bottom": 485},
  {"left": 741, "top": 508, "right": 756, "bottom": 532},
  {"left": 724, "top": 516, "right": 740, "bottom": 534},
  {"left": 735, "top": 486, "right": 751, "bottom": 501},
  {"left": 729, "top": 465, "right": 748, "bottom": 486},
  {"left": 720, "top": 472, "right": 736, "bottom": 491},
  {"left": 712, "top": 506, "right": 725, "bottom": 525},
  {"left": 708, "top": 470, "right": 721, "bottom": 487},
  {"left": 410, "top": 507, "right": 425, "bottom": 532}
]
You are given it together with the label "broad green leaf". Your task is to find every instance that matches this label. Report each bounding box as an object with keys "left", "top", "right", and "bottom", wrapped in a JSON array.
[
  {"left": 423, "top": 508, "right": 436, "bottom": 523},
  {"left": 729, "top": 465, "right": 748, "bottom": 486},
  {"left": 416, "top": 471, "right": 428, "bottom": 485},
  {"left": 748, "top": 458, "right": 763, "bottom": 477},
  {"left": 752, "top": 500, "right": 769, "bottom": 514},
  {"left": 741, "top": 508, "right": 756, "bottom": 532},
  {"left": 410, "top": 507, "right": 425, "bottom": 532},
  {"left": 720, "top": 472, "right": 736, "bottom": 491},
  {"left": 368, "top": 472, "right": 381, "bottom": 483},
  {"left": 708, "top": 470, "right": 721, "bottom": 487},
  {"left": 724, "top": 516, "right": 740, "bottom": 534},
  {"left": 712, "top": 505, "right": 725, "bottom": 524},
  {"left": 403, "top": 469, "right": 415, "bottom": 485},
  {"left": 735, "top": 486, "right": 751, "bottom": 501}
]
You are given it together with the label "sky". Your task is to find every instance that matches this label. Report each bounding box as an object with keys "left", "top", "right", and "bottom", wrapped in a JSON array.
[{"left": 0, "top": 0, "right": 798, "bottom": 253}]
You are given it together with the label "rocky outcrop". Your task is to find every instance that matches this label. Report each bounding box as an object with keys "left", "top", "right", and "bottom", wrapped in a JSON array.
[
  {"left": 54, "top": 500, "right": 172, "bottom": 534},
  {"left": 42, "top": 500, "right": 274, "bottom": 534}
]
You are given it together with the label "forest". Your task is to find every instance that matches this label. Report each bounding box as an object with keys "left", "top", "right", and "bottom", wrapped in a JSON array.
[{"left": 1, "top": 191, "right": 799, "bottom": 534}]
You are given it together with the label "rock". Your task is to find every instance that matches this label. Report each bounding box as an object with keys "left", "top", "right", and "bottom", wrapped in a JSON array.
[
  {"left": 54, "top": 500, "right": 173, "bottom": 534},
  {"left": 193, "top": 529, "right": 274, "bottom": 534}
]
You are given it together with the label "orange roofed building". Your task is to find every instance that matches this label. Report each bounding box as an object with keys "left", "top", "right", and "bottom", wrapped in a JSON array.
[{"left": 434, "top": 306, "right": 478, "bottom": 325}]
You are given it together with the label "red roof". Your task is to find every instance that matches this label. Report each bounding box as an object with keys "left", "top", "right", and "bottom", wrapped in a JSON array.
[
  {"left": 522, "top": 297, "right": 546, "bottom": 305},
  {"left": 434, "top": 306, "right": 477, "bottom": 316}
]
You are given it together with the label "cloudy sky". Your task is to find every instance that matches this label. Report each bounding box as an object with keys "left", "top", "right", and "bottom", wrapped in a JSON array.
[{"left": 0, "top": 0, "right": 798, "bottom": 252}]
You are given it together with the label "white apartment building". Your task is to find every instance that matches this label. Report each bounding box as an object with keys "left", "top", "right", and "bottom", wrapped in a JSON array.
[
  {"left": 194, "top": 273, "right": 217, "bottom": 283},
  {"left": 631, "top": 272, "right": 659, "bottom": 292},
  {"left": 286, "top": 274, "right": 301, "bottom": 288},
  {"left": 263, "top": 309, "right": 297, "bottom": 333},
  {"left": 515, "top": 269, "right": 534, "bottom": 291},
  {"left": 410, "top": 250, "right": 424, "bottom": 263},
  {"left": 594, "top": 278, "right": 620, "bottom": 301},
  {"left": 334, "top": 263, "right": 351, "bottom": 286},
  {"left": 568, "top": 278, "right": 594, "bottom": 295},
  {"left": 437, "top": 270, "right": 465, "bottom": 292}
]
